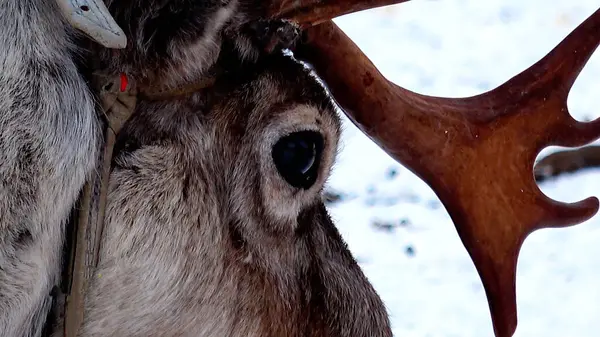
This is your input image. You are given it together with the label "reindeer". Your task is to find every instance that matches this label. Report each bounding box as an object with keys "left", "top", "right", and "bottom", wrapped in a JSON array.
[
  {"left": 3, "top": 0, "right": 599, "bottom": 336},
  {"left": 1, "top": 0, "right": 392, "bottom": 335},
  {"left": 0, "top": 0, "right": 128, "bottom": 336}
]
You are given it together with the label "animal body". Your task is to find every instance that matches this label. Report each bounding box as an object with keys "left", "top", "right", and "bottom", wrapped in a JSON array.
[{"left": 0, "top": 1, "right": 102, "bottom": 336}]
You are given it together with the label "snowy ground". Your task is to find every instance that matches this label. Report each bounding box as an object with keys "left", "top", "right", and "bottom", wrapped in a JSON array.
[{"left": 326, "top": 1, "right": 600, "bottom": 336}]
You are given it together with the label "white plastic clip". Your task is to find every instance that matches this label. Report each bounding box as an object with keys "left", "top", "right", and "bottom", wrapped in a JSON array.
[{"left": 56, "top": 0, "right": 127, "bottom": 49}]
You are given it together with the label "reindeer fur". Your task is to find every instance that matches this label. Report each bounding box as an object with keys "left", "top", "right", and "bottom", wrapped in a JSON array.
[{"left": 0, "top": 1, "right": 101, "bottom": 336}]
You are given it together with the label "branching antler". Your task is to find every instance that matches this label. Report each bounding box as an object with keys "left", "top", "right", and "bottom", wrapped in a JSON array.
[{"left": 260, "top": 2, "right": 600, "bottom": 336}]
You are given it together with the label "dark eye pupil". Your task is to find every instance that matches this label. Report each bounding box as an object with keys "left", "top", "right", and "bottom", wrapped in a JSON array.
[
  {"left": 281, "top": 139, "right": 315, "bottom": 174},
  {"left": 272, "top": 131, "right": 323, "bottom": 189}
]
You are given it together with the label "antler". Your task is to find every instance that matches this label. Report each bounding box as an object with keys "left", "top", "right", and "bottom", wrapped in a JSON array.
[
  {"left": 266, "top": 0, "right": 410, "bottom": 27},
  {"left": 262, "top": 2, "right": 600, "bottom": 337}
]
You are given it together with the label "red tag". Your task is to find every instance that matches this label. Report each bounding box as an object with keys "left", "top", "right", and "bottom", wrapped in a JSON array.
[{"left": 119, "top": 73, "right": 128, "bottom": 92}]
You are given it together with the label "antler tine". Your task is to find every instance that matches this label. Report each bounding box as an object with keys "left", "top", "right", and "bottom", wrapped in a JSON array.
[
  {"left": 292, "top": 7, "right": 600, "bottom": 337},
  {"left": 266, "top": 0, "right": 410, "bottom": 27}
]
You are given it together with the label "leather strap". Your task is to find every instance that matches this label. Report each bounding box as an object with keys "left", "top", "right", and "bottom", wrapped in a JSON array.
[
  {"left": 62, "top": 73, "right": 137, "bottom": 337},
  {"left": 140, "top": 68, "right": 219, "bottom": 101}
]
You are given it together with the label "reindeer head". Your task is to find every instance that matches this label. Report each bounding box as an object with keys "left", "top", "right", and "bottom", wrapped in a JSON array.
[{"left": 75, "top": 49, "right": 393, "bottom": 336}]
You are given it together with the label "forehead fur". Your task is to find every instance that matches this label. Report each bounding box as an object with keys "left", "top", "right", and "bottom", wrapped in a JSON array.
[{"left": 214, "top": 53, "right": 337, "bottom": 114}]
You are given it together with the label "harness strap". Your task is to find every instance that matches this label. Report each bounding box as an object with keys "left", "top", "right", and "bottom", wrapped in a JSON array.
[
  {"left": 63, "top": 73, "right": 137, "bottom": 337},
  {"left": 140, "top": 70, "right": 219, "bottom": 101}
]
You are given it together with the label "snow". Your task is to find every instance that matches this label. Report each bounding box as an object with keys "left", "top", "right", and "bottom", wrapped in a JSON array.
[{"left": 326, "top": 1, "right": 600, "bottom": 336}]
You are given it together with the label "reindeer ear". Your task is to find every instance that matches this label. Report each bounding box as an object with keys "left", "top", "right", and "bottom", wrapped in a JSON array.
[{"left": 56, "top": 0, "right": 127, "bottom": 49}]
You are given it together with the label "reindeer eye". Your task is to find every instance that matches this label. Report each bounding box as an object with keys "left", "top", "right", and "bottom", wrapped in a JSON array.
[{"left": 272, "top": 131, "right": 323, "bottom": 189}]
